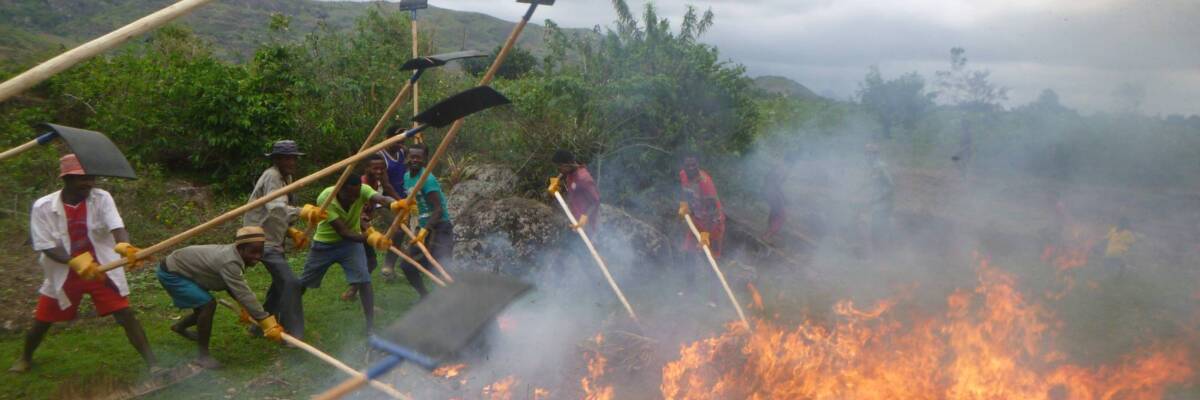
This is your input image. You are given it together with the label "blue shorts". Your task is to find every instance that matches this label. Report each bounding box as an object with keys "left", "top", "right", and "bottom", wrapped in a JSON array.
[
  {"left": 157, "top": 264, "right": 214, "bottom": 309},
  {"left": 300, "top": 240, "right": 370, "bottom": 288}
]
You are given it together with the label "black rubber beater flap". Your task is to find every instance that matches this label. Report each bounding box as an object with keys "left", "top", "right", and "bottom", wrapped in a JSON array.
[
  {"left": 378, "top": 272, "right": 532, "bottom": 363},
  {"left": 400, "top": 50, "right": 487, "bottom": 71},
  {"left": 517, "top": 0, "right": 556, "bottom": 5},
  {"left": 414, "top": 86, "right": 510, "bottom": 128},
  {"left": 397, "top": 0, "right": 428, "bottom": 11},
  {"left": 40, "top": 123, "right": 137, "bottom": 179}
]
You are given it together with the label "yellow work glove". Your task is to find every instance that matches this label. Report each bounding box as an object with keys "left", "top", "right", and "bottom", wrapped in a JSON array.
[
  {"left": 68, "top": 252, "right": 104, "bottom": 281},
  {"left": 287, "top": 227, "right": 309, "bottom": 250},
  {"left": 258, "top": 315, "right": 284, "bottom": 343},
  {"left": 570, "top": 214, "right": 589, "bottom": 230},
  {"left": 238, "top": 306, "right": 253, "bottom": 326},
  {"left": 678, "top": 201, "right": 691, "bottom": 218},
  {"left": 410, "top": 227, "right": 429, "bottom": 245},
  {"left": 389, "top": 198, "right": 413, "bottom": 214},
  {"left": 365, "top": 228, "right": 391, "bottom": 251},
  {"left": 547, "top": 176, "right": 561, "bottom": 194},
  {"left": 299, "top": 204, "right": 328, "bottom": 226},
  {"left": 114, "top": 242, "right": 146, "bottom": 271},
  {"left": 699, "top": 231, "right": 711, "bottom": 248}
]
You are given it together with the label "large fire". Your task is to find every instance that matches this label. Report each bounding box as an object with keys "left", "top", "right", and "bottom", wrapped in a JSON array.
[{"left": 660, "top": 259, "right": 1193, "bottom": 399}]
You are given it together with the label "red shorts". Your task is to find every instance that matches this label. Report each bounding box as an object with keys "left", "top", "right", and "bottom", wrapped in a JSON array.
[{"left": 35, "top": 270, "right": 129, "bottom": 322}]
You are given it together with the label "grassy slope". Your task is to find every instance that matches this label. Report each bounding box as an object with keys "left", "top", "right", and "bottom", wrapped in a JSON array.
[
  {"left": 0, "top": 0, "right": 572, "bottom": 65},
  {"left": 0, "top": 251, "right": 422, "bottom": 399}
]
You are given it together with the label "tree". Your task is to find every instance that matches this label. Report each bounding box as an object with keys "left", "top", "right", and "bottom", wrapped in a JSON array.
[
  {"left": 934, "top": 47, "right": 1008, "bottom": 112},
  {"left": 857, "top": 66, "right": 935, "bottom": 137},
  {"left": 464, "top": 45, "right": 539, "bottom": 79}
]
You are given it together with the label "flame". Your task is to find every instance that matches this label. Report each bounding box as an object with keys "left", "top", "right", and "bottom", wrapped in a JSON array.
[
  {"left": 434, "top": 363, "right": 468, "bottom": 379},
  {"left": 533, "top": 387, "right": 551, "bottom": 399},
  {"left": 581, "top": 334, "right": 614, "bottom": 400},
  {"left": 481, "top": 376, "right": 516, "bottom": 400},
  {"left": 747, "top": 282, "right": 764, "bottom": 311},
  {"left": 661, "top": 260, "right": 1192, "bottom": 399}
]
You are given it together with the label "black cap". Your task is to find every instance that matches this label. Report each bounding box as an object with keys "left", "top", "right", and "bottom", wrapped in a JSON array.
[
  {"left": 552, "top": 149, "right": 575, "bottom": 164},
  {"left": 265, "top": 140, "right": 305, "bottom": 157}
]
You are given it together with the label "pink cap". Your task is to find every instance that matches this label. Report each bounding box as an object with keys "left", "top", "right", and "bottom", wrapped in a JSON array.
[{"left": 59, "top": 154, "right": 86, "bottom": 177}]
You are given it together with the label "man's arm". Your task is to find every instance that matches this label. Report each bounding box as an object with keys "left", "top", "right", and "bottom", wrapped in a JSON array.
[
  {"left": 331, "top": 219, "right": 366, "bottom": 243},
  {"left": 370, "top": 194, "right": 397, "bottom": 207},
  {"left": 219, "top": 265, "right": 270, "bottom": 320},
  {"left": 31, "top": 204, "right": 70, "bottom": 263},
  {"left": 112, "top": 227, "right": 130, "bottom": 244},
  {"left": 41, "top": 247, "right": 71, "bottom": 264},
  {"left": 424, "top": 191, "right": 444, "bottom": 227},
  {"left": 380, "top": 179, "right": 402, "bottom": 200}
]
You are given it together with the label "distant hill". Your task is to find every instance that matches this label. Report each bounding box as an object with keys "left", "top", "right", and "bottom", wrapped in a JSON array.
[
  {"left": 0, "top": 0, "right": 583, "bottom": 64},
  {"left": 753, "top": 75, "right": 822, "bottom": 100}
]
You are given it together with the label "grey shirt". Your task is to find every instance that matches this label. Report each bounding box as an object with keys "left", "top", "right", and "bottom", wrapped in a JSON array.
[
  {"left": 244, "top": 167, "right": 298, "bottom": 251},
  {"left": 165, "top": 244, "right": 268, "bottom": 320}
]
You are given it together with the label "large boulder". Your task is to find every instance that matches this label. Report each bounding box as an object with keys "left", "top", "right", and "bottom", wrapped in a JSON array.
[
  {"left": 593, "top": 204, "right": 670, "bottom": 262},
  {"left": 453, "top": 197, "right": 566, "bottom": 275},
  {"left": 447, "top": 164, "right": 518, "bottom": 218}
]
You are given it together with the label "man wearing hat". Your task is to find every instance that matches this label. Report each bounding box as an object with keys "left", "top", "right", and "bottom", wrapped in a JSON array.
[
  {"left": 11, "top": 154, "right": 158, "bottom": 373},
  {"left": 552, "top": 149, "right": 600, "bottom": 234},
  {"left": 156, "top": 226, "right": 283, "bottom": 369},
  {"left": 244, "top": 140, "right": 306, "bottom": 339}
]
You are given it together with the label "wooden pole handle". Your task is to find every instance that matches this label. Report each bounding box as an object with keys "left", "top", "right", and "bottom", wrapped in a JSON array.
[
  {"left": 98, "top": 124, "right": 424, "bottom": 273},
  {"left": 411, "top": 13, "right": 421, "bottom": 129},
  {"left": 553, "top": 192, "right": 640, "bottom": 323},
  {"left": 0, "top": 139, "right": 40, "bottom": 162},
  {"left": 315, "top": 375, "right": 369, "bottom": 400},
  {"left": 0, "top": 0, "right": 215, "bottom": 103},
  {"left": 213, "top": 299, "right": 410, "bottom": 400},
  {"left": 383, "top": 15, "right": 534, "bottom": 239},
  {"left": 398, "top": 223, "right": 452, "bottom": 282},
  {"left": 304, "top": 79, "right": 416, "bottom": 238},
  {"left": 386, "top": 245, "right": 447, "bottom": 287},
  {"left": 683, "top": 213, "right": 750, "bottom": 330}
]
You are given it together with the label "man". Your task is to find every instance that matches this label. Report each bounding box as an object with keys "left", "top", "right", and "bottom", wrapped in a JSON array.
[
  {"left": 342, "top": 154, "right": 393, "bottom": 301},
  {"left": 762, "top": 167, "right": 787, "bottom": 243},
  {"left": 553, "top": 149, "right": 600, "bottom": 234},
  {"left": 11, "top": 154, "right": 158, "bottom": 373},
  {"left": 378, "top": 126, "right": 408, "bottom": 281},
  {"left": 244, "top": 140, "right": 305, "bottom": 339},
  {"left": 156, "top": 227, "right": 283, "bottom": 369},
  {"left": 300, "top": 178, "right": 397, "bottom": 333},
  {"left": 1104, "top": 217, "right": 1137, "bottom": 275},
  {"left": 862, "top": 142, "right": 894, "bottom": 254},
  {"left": 402, "top": 144, "right": 453, "bottom": 298},
  {"left": 679, "top": 153, "right": 726, "bottom": 259}
]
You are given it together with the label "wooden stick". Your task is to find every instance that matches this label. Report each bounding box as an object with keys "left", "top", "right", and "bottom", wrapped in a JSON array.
[
  {"left": 0, "top": 0, "right": 215, "bottom": 103},
  {"left": 383, "top": 6, "right": 534, "bottom": 240},
  {"left": 97, "top": 125, "right": 424, "bottom": 273},
  {"left": 682, "top": 213, "right": 751, "bottom": 330},
  {"left": 411, "top": 10, "right": 421, "bottom": 130},
  {"left": 213, "top": 300, "right": 410, "bottom": 400},
  {"left": 303, "top": 79, "right": 415, "bottom": 237},
  {"left": 552, "top": 191, "right": 639, "bottom": 323},
  {"left": 316, "top": 375, "right": 371, "bottom": 400},
  {"left": 0, "top": 139, "right": 40, "bottom": 162},
  {"left": 386, "top": 245, "right": 447, "bottom": 287},
  {"left": 398, "top": 223, "right": 453, "bottom": 282}
]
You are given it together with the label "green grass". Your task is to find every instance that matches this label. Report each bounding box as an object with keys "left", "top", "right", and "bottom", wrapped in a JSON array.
[{"left": 0, "top": 250, "right": 421, "bottom": 399}]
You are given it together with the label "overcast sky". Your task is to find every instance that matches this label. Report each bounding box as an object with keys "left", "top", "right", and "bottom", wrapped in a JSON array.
[{"left": 374, "top": 0, "right": 1199, "bottom": 115}]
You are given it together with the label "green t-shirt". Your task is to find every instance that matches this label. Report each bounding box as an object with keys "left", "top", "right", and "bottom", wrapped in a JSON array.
[
  {"left": 313, "top": 184, "right": 378, "bottom": 243},
  {"left": 403, "top": 169, "right": 451, "bottom": 227}
]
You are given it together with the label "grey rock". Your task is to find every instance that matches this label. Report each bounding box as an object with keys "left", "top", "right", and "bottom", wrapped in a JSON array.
[
  {"left": 453, "top": 197, "right": 566, "bottom": 275},
  {"left": 446, "top": 164, "right": 518, "bottom": 219}
]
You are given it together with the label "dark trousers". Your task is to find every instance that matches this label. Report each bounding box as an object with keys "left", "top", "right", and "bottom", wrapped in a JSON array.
[
  {"left": 402, "top": 221, "right": 454, "bottom": 297},
  {"left": 261, "top": 248, "right": 305, "bottom": 339}
]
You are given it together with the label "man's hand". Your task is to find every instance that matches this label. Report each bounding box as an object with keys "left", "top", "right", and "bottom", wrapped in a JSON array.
[
  {"left": 68, "top": 252, "right": 103, "bottom": 281},
  {"left": 677, "top": 202, "right": 690, "bottom": 218},
  {"left": 365, "top": 228, "right": 392, "bottom": 251},
  {"left": 571, "top": 214, "right": 589, "bottom": 231},
  {"left": 547, "top": 176, "right": 561, "bottom": 194},
  {"left": 410, "top": 227, "right": 429, "bottom": 245},
  {"left": 299, "top": 204, "right": 328, "bottom": 226},
  {"left": 238, "top": 306, "right": 254, "bottom": 326},
  {"left": 114, "top": 242, "right": 146, "bottom": 271},
  {"left": 390, "top": 198, "right": 412, "bottom": 214},
  {"left": 287, "top": 227, "right": 309, "bottom": 250},
  {"left": 258, "top": 316, "right": 284, "bottom": 342}
]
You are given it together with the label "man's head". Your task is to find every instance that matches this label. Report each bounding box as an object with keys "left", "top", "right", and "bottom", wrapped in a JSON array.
[
  {"left": 406, "top": 143, "right": 429, "bottom": 174},
  {"left": 234, "top": 226, "right": 267, "bottom": 265},
  {"left": 365, "top": 154, "right": 386, "bottom": 180},
  {"left": 266, "top": 140, "right": 304, "bottom": 176},
  {"left": 682, "top": 152, "right": 700, "bottom": 178},
  {"left": 59, "top": 154, "right": 95, "bottom": 196},
  {"left": 552, "top": 149, "right": 578, "bottom": 175},
  {"left": 385, "top": 125, "right": 409, "bottom": 154}
]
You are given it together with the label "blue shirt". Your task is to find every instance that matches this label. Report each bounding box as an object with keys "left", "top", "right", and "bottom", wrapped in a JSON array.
[
  {"left": 403, "top": 168, "right": 451, "bottom": 226},
  {"left": 379, "top": 149, "right": 406, "bottom": 198}
]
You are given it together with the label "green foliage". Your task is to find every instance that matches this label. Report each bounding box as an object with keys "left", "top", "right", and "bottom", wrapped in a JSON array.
[
  {"left": 463, "top": 45, "right": 540, "bottom": 79},
  {"left": 857, "top": 66, "right": 935, "bottom": 137}
]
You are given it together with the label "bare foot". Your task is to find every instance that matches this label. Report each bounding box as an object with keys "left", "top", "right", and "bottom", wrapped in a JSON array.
[
  {"left": 171, "top": 323, "right": 198, "bottom": 341},
  {"left": 192, "top": 355, "right": 222, "bottom": 370},
  {"left": 8, "top": 359, "right": 31, "bottom": 373},
  {"left": 340, "top": 287, "right": 358, "bottom": 302}
]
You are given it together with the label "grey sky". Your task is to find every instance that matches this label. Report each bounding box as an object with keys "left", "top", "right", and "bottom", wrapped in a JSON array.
[{"left": 371, "top": 0, "right": 1200, "bottom": 115}]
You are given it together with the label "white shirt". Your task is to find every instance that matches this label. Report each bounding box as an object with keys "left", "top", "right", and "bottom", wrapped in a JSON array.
[{"left": 30, "top": 189, "right": 129, "bottom": 310}]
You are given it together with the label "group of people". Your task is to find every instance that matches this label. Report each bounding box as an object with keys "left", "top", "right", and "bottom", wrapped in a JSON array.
[
  {"left": 10, "top": 126, "right": 748, "bottom": 373},
  {"left": 10, "top": 126, "right": 452, "bottom": 372}
]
